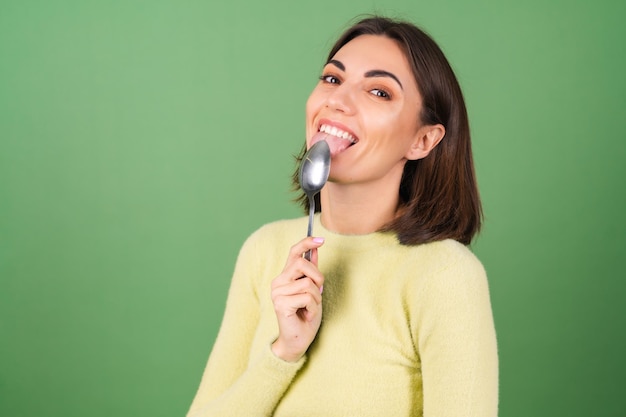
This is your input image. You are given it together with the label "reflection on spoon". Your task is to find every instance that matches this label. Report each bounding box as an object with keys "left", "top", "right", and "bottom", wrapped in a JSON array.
[{"left": 298, "top": 139, "right": 331, "bottom": 261}]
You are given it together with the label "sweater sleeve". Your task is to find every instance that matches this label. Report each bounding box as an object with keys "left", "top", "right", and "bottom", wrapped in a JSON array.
[
  {"left": 412, "top": 244, "right": 499, "bottom": 417},
  {"left": 186, "top": 229, "right": 306, "bottom": 417}
]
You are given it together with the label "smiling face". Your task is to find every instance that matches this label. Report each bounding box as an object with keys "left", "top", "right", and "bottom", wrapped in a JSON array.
[{"left": 306, "top": 34, "right": 427, "bottom": 186}]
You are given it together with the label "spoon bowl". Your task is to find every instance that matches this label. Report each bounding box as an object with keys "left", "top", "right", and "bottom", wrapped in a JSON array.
[{"left": 298, "top": 139, "right": 331, "bottom": 260}]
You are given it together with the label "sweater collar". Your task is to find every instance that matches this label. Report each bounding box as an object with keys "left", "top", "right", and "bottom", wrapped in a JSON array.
[{"left": 314, "top": 213, "right": 399, "bottom": 253}]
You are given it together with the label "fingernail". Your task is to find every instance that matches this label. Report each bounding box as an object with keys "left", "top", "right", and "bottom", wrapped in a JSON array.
[
  {"left": 313, "top": 237, "right": 325, "bottom": 244},
  {"left": 319, "top": 285, "right": 324, "bottom": 294}
]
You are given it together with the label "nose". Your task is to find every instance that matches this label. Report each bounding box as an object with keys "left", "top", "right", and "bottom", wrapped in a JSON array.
[{"left": 325, "top": 83, "right": 355, "bottom": 115}]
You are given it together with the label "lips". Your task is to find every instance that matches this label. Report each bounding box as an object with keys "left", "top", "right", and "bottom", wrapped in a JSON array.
[{"left": 310, "top": 122, "right": 359, "bottom": 157}]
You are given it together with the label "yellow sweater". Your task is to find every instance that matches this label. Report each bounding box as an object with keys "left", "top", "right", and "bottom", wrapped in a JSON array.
[{"left": 187, "top": 216, "right": 498, "bottom": 417}]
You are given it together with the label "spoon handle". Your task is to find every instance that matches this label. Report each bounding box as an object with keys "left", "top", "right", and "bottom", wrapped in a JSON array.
[{"left": 304, "top": 194, "right": 315, "bottom": 261}]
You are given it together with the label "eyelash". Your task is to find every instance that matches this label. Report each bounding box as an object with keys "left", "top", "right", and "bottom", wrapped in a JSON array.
[
  {"left": 370, "top": 88, "right": 391, "bottom": 99},
  {"left": 319, "top": 74, "right": 393, "bottom": 100},
  {"left": 319, "top": 74, "right": 340, "bottom": 84}
]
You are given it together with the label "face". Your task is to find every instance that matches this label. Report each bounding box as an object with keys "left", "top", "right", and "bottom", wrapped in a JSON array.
[{"left": 306, "top": 34, "right": 424, "bottom": 186}]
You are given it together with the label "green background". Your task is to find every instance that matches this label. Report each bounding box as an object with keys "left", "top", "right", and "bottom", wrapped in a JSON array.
[{"left": 1, "top": 0, "right": 624, "bottom": 416}]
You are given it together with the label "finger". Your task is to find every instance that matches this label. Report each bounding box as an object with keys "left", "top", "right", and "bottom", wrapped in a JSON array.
[
  {"left": 286, "top": 237, "right": 325, "bottom": 263},
  {"left": 310, "top": 247, "right": 319, "bottom": 266},
  {"left": 273, "top": 256, "right": 325, "bottom": 288},
  {"left": 273, "top": 292, "right": 322, "bottom": 319},
  {"left": 300, "top": 259, "right": 324, "bottom": 289},
  {"left": 304, "top": 303, "right": 322, "bottom": 322},
  {"left": 300, "top": 299, "right": 321, "bottom": 322},
  {"left": 271, "top": 277, "right": 322, "bottom": 305}
]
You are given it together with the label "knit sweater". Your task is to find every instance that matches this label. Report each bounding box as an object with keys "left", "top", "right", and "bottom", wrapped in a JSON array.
[{"left": 187, "top": 215, "right": 498, "bottom": 417}]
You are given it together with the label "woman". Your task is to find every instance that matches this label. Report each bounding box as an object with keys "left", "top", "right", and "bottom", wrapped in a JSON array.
[{"left": 187, "top": 16, "right": 498, "bottom": 417}]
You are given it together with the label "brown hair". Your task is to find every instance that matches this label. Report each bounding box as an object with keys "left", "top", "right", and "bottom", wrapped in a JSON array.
[{"left": 292, "top": 16, "right": 482, "bottom": 245}]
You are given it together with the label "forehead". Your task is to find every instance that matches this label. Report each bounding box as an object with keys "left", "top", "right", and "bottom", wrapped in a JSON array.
[{"left": 332, "top": 35, "right": 412, "bottom": 76}]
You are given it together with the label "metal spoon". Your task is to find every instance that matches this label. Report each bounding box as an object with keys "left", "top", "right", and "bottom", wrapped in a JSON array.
[{"left": 298, "top": 139, "right": 331, "bottom": 261}]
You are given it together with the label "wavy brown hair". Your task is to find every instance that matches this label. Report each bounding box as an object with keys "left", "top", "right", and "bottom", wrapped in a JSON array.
[{"left": 292, "top": 16, "right": 482, "bottom": 245}]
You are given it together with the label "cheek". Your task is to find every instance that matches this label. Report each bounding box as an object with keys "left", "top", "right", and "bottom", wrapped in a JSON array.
[
  {"left": 386, "top": 107, "right": 420, "bottom": 140},
  {"left": 368, "top": 108, "right": 410, "bottom": 138},
  {"left": 305, "top": 90, "right": 328, "bottom": 141},
  {"left": 367, "top": 109, "right": 420, "bottom": 156},
  {"left": 305, "top": 89, "right": 324, "bottom": 118}
]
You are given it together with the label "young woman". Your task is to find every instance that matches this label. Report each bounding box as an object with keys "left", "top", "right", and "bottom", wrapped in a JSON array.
[{"left": 187, "top": 16, "right": 498, "bottom": 417}]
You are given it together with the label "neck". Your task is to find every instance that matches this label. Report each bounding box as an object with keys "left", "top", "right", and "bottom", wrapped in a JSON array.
[{"left": 319, "top": 179, "right": 401, "bottom": 235}]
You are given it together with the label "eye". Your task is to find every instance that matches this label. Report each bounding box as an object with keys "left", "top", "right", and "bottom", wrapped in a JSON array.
[
  {"left": 370, "top": 88, "right": 391, "bottom": 99},
  {"left": 319, "top": 74, "right": 341, "bottom": 84}
]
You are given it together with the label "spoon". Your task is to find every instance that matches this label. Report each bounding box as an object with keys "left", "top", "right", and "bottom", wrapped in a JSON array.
[{"left": 298, "top": 139, "right": 331, "bottom": 261}]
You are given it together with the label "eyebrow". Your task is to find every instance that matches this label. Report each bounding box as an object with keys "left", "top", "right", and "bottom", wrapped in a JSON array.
[{"left": 327, "top": 59, "right": 403, "bottom": 90}]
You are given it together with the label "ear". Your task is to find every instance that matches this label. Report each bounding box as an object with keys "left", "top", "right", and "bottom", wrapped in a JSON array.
[{"left": 405, "top": 124, "right": 446, "bottom": 161}]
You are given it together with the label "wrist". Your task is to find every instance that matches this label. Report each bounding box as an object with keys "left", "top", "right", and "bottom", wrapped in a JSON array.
[{"left": 271, "top": 339, "right": 303, "bottom": 363}]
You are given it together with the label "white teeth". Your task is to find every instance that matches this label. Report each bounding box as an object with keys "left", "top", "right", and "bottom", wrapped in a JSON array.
[{"left": 319, "top": 124, "right": 356, "bottom": 143}]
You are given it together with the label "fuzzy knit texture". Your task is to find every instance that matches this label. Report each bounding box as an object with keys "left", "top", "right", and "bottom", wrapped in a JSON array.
[{"left": 187, "top": 215, "right": 498, "bottom": 417}]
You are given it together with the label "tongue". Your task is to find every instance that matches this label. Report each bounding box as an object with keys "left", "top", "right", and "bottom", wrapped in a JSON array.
[{"left": 311, "top": 132, "right": 353, "bottom": 157}]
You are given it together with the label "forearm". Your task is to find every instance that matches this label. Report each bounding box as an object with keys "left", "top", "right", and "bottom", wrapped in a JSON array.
[
  {"left": 187, "top": 344, "right": 305, "bottom": 417},
  {"left": 187, "top": 227, "right": 308, "bottom": 416}
]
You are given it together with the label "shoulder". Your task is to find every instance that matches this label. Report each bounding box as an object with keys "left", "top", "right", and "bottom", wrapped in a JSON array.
[
  {"left": 386, "top": 238, "right": 485, "bottom": 278},
  {"left": 396, "top": 239, "right": 488, "bottom": 299},
  {"left": 405, "top": 240, "right": 494, "bottom": 335},
  {"left": 246, "top": 217, "right": 308, "bottom": 245},
  {"left": 253, "top": 217, "right": 309, "bottom": 236},
  {"left": 419, "top": 239, "right": 485, "bottom": 275},
  {"left": 231, "top": 217, "right": 308, "bottom": 285},
  {"left": 239, "top": 217, "right": 308, "bottom": 258}
]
